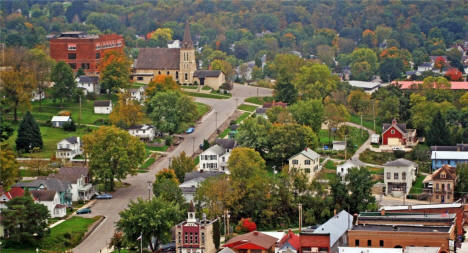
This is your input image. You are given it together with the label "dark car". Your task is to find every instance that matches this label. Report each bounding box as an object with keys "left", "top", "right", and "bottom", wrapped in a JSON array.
[
  {"left": 96, "top": 193, "right": 113, "bottom": 199},
  {"left": 76, "top": 208, "right": 91, "bottom": 214}
]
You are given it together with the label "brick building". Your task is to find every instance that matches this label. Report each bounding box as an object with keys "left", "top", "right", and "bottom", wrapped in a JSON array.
[
  {"left": 175, "top": 203, "right": 217, "bottom": 253},
  {"left": 49, "top": 32, "right": 124, "bottom": 75},
  {"left": 423, "top": 164, "right": 457, "bottom": 203},
  {"left": 347, "top": 224, "right": 455, "bottom": 252}
]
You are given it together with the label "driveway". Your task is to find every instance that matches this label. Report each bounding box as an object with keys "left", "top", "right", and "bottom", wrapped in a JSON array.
[
  {"left": 73, "top": 84, "right": 272, "bottom": 253},
  {"left": 341, "top": 121, "right": 375, "bottom": 160}
]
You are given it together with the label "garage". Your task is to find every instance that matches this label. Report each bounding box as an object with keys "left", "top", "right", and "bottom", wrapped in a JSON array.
[{"left": 387, "top": 138, "right": 401, "bottom": 146}]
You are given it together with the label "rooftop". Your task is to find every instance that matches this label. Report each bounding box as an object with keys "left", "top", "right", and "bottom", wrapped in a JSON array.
[
  {"left": 431, "top": 151, "right": 468, "bottom": 160},
  {"left": 348, "top": 80, "right": 381, "bottom": 90},
  {"left": 215, "top": 138, "right": 236, "bottom": 150},
  {"left": 193, "top": 70, "right": 222, "bottom": 78},
  {"left": 77, "top": 75, "right": 99, "bottom": 84},
  {"left": 51, "top": 116, "right": 71, "bottom": 122},
  {"left": 290, "top": 148, "right": 320, "bottom": 161},
  {"left": 135, "top": 48, "right": 180, "bottom": 70},
  {"left": 224, "top": 231, "right": 278, "bottom": 250},
  {"left": 358, "top": 212, "right": 456, "bottom": 222},
  {"left": 393, "top": 81, "right": 468, "bottom": 90},
  {"left": 204, "top": 144, "right": 226, "bottom": 156},
  {"left": 307, "top": 210, "right": 353, "bottom": 247},
  {"left": 383, "top": 158, "right": 416, "bottom": 167},
  {"left": 183, "top": 171, "right": 225, "bottom": 182},
  {"left": 351, "top": 224, "right": 451, "bottom": 233},
  {"left": 380, "top": 203, "right": 462, "bottom": 211},
  {"left": 94, "top": 100, "right": 111, "bottom": 107}
]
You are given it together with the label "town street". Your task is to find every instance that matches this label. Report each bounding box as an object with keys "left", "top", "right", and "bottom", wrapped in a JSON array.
[{"left": 73, "top": 84, "right": 272, "bottom": 253}]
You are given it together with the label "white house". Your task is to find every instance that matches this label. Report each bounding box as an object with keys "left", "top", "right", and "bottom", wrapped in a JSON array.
[
  {"left": 417, "top": 62, "right": 433, "bottom": 73},
  {"left": 383, "top": 158, "right": 417, "bottom": 196},
  {"left": 167, "top": 40, "right": 180, "bottom": 48},
  {"left": 31, "top": 190, "right": 66, "bottom": 218},
  {"left": 199, "top": 142, "right": 233, "bottom": 173},
  {"left": 76, "top": 75, "right": 100, "bottom": 95},
  {"left": 93, "top": 100, "right": 112, "bottom": 114},
  {"left": 336, "top": 159, "right": 365, "bottom": 181},
  {"left": 128, "top": 124, "right": 156, "bottom": 142},
  {"left": 31, "top": 89, "right": 45, "bottom": 101},
  {"left": 129, "top": 86, "right": 146, "bottom": 102},
  {"left": 51, "top": 116, "right": 71, "bottom": 128},
  {"left": 50, "top": 167, "right": 94, "bottom": 202},
  {"left": 348, "top": 80, "right": 381, "bottom": 94},
  {"left": 332, "top": 141, "right": 346, "bottom": 151},
  {"left": 288, "top": 148, "right": 321, "bottom": 182},
  {"left": 56, "top": 136, "right": 83, "bottom": 160},
  {"left": 371, "top": 134, "right": 380, "bottom": 144},
  {"left": 179, "top": 171, "right": 225, "bottom": 202}
]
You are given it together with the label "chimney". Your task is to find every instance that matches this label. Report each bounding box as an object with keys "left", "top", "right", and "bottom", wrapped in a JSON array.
[
  {"left": 334, "top": 209, "right": 337, "bottom": 216},
  {"left": 408, "top": 205, "right": 412, "bottom": 211},
  {"left": 253, "top": 231, "right": 259, "bottom": 236},
  {"left": 202, "top": 213, "right": 206, "bottom": 221},
  {"left": 353, "top": 213, "right": 358, "bottom": 226},
  {"left": 380, "top": 208, "right": 386, "bottom": 216}
]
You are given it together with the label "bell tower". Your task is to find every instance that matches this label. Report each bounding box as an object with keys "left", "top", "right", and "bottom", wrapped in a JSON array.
[{"left": 180, "top": 21, "right": 197, "bottom": 84}]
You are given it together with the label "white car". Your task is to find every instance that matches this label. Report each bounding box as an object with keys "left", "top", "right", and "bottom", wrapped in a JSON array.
[{"left": 392, "top": 146, "right": 403, "bottom": 151}]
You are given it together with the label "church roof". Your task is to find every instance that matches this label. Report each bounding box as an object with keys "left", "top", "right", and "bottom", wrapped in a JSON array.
[
  {"left": 182, "top": 22, "right": 194, "bottom": 49},
  {"left": 135, "top": 48, "right": 180, "bottom": 70}
]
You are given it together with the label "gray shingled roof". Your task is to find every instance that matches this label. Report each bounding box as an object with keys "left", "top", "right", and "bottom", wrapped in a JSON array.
[
  {"left": 50, "top": 167, "right": 89, "bottom": 184},
  {"left": 193, "top": 70, "right": 221, "bottom": 78},
  {"left": 64, "top": 136, "right": 79, "bottom": 144},
  {"left": 205, "top": 144, "right": 226, "bottom": 156},
  {"left": 78, "top": 75, "right": 98, "bottom": 84},
  {"left": 94, "top": 100, "right": 111, "bottom": 107},
  {"left": 184, "top": 171, "right": 225, "bottom": 182},
  {"left": 383, "top": 158, "right": 416, "bottom": 167},
  {"left": 135, "top": 48, "right": 180, "bottom": 70},
  {"left": 215, "top": 139, "right": 236, "bottom": 150},
  {"left": 31, "top": 190, "right": 56, "bottom": 201},
  {"left": 13, "top": 178, "right": 68, "bottom": 192}
]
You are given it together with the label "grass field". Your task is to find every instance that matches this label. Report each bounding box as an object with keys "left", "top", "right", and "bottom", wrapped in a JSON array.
[
  {"left": 236, "top": 112, "right": 251, "bottom": 124},
  {"left": 244, "top": 96, "right": 274, "bottom": 105},
  {"left": 181, "top": 85, "right": 198, "bottom": 90},
  {"left": 146, "top": 145, "right": 168, "bottom": 152},
  {"left": 140, "top": 157, "right": 156, "bottom": 169},
  {"left": 184, "top": 91, "right": 230, "bottom": 99},
  {"left": 237, "top": 104, "right": 257, "bottom": 112},
  {"left": 350, "top": 114, "right": 380, "bottom": 133},
  {"left": 410, "top": 174, "right": 426, "bottom": 194},
  {"left": 318, "top": 129, "right": 331, "bottom": 146},
  {"left": 195, "top": 102, "right": 211, "bottom": 120}
]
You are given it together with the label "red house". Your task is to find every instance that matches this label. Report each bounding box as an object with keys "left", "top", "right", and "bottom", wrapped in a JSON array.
[
  {"left": 381, "top": 119, "right": 417, "bottom": 146},
  {"left": 223, "top": 231, "right": 278, "bottom": 253},
  {"left": 49, "top": 32, "right": 124, "bottom": 75}
]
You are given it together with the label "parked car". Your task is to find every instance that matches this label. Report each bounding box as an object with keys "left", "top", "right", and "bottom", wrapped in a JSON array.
[
  {"left": 76, "top": 208, "right": 91, "bottom": 214},
  {"left": 96, "top": 193, "right": 112, "bottom": 199},
  {"left": 186, "top": 127, "right": 195, "bottom": 134},
  {"left": 392, "top": 146, "right": 403, "bottom": 151}
]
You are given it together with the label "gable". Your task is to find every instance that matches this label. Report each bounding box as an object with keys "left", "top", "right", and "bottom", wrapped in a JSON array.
[{"left": 383, "top": 125, "right": 404, "bottom": 136}]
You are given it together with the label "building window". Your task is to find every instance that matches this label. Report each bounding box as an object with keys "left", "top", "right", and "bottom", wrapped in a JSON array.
[
  {"left": 68, "top": 44, "right": 76, "bottom": 50},
  {"left": 292, "top": 160, "right": 298, "bottom": 165},
  {"left": 194, "top": 233, "right": 198, "bottom": 243},
  {"left": 448, "top": 195, "right": 450, "bottom": 200},
  {"left": 402, "top": 172, "right": 406, "bottom": 180},
  {"left": 447, "top": 184, "right": 451, "bottom": 190},
  {"left": 167, "top": 71, "right": 170, "bottom": 75},
  {"left": 184, "top": 232, "right": 188, "bottom": 243},
  {"left": 201, "top": 232, "right": 205, "bottom": 244},
  {"left": 176, "top": 71, "right": 179, "bottom": 79},
  {"left": 189, "top": 232, "right": 193, "bottom": 244},
  {"left": 158, "top": 71, "right": 161, "bottom": 75},
  {"left": 81, "top": 63, "right": 90, "bottom": 69},
  {"left": 436, "top": 183, "right": 439, "bottom": 190},
  {"left": 436, "top": 194, "right": 439, "bottom": 199},
  {"left": 380, "top": 240, "right": 384, "bottom": 247},
  {"left": 137, "top": 76, "right": 143, "bottom": 81},
  {"left": 355, "top": 239, "right": 359, "bottom": 246},
  {"left": 305, "top": 168, "right": 311, "bottom": 174},
  {"left": 391, "top": 129, "right": 395, "bottom": 134},
  {"left": 305, "top": 160, "right": 311, "bottom": 165},
  {"left": 68, "top": 53, "right": 76, "bottom": 59},
  {"left": 185, "top": 73, "right": 188, "bottom": 80},
  {"left": 69, "top": 63, "right": 77, "bottom": 69},
  {"left": 387, "top": 172, "right": 391, "bottom": 179},
  {"left": 368, "top": 240, "right": 372, "bottom": 246},
  {"left": 394, "top": 173, "right": 399, "bottom": 180},
  {"left": 442, "top": 184, "right": 445, "bottom": 191},
  {"left": 178, "top": 232, "right": 181, "bottom": 243},
  {"left": 441, "top": 173, "right": 446, "bottom": 178},
  {"left": 96, "top": 52, "right": 100, "bottom": 59}
]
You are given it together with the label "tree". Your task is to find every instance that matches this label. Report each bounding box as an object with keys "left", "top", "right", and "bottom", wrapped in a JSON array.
[
  {"left": 289, "top": 99, "right": 324, "bottom": 133},
  {"left": 27, "top": 46, "right": 54, "bottom": 108},
  {"left": 266, "top": 106, "right": 294, "bottom": 124},
  {"left": 153, "top": 177, "right": 185, "bottom": 205},
  {"left": 169, "top": 151, "right": 196, "bottom": 183},
  {"left": 109, "top": 91, "right": 144, "bottom": 128},
  {"left": 50, "top": 61, "right": 76, "bottom": 106},
  {"left": 237, "top": 218, "right": 257, "bottom": 232},
  {"left": 361, "top": 29, "right": 377, "bottom": 48},
  {"left": 379, "top": 57, "right": 404, "bottom": 82},
  {"left": 83, "top": 126, "right": 145, "bottom": 191},
  {"left": 145, "top": 75, "right": 179, "bottom": 98},
  {"left": 329, "top": 174, "right": 349, "bottom": 210},
  {"left": 0, "top": 68, "right": 34, "bottom": 122},
  {"left": 99, "top": 51, "right": 131, "bottom": 93},
  {"left": 347, "top": 90, "right": 371, "bottom": 114},
  {"left": 0, "top": 113, "right": 14, "bottom": 142},
  {"left": 459, "top": 92, "right": 468, "bottom": 108},
  {"left": 212, "top": 219, "right": 221, "bottom": 249},
  {"left": 0, "top": 144, "right": 19, "bottom": 188},
  {"left": 210, "top": 60, "right": 234, "bottom": 81},
  {"left": 155, "top": 168, "right": 179, "bottom": 184},
  {"left": 345, "top": 167, "right": 376, "bottom": 213},
  {"left": 236, "top": 117, "right": 272, "bottom": 157},
  {"left": 117, "top": 197, "right": 184, "bottom": 252},
  {"left": 293, "top": 63, "right": 339, "bottom": 100},
  {"left": 16, "top": 111, "right": 43, "bottom": 153},
  {"left": 378, "top": 96, "right": 400, "bottom": 123},
  {"left": 427, "top": 111, "right": 450, "bottom": 146},
  {"left": 2, "top": 193, "right": 50, "bottom": 246},
  {"left": 455, "top": 163, "right": 468, "bottom": 198},
  {"left": 434, "top": 56, "right": 446, "bottom": 71},
  {"left": 109, "top": 231, "right": 124, "bottom": 253},
  {"left": 324, "top": 103, "right": 350, "bottom": 145},
  {"left": 146, "top": 90, "right": 198, "bottom": 134},
  {"left": 274, "top": 79, "right": 298, "bottom": 104},
  {"left": 149, "top": 28, "right": 173, "bottom": 47},
  {"left": 445, "top": 68, "right": 462, "bottom": 81},
  {"left": 195, "top": 175, "right": 233, "bottom": 218},
  {"left": 351, "top": 61, "right": 374, "bottom": 81},
  {"left": 349, "top": 48, "right": 378, "bottom": 81}
]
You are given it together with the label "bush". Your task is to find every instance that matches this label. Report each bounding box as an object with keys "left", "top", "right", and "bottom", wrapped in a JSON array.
[
  {"left": 86, "top": 92, "right": 98, "bottom": 100},
  {"left": 63, "top": 120, "right": 76, "bottom": 132},
  {"left": 58, "top": 110, "right": 71, "bottom": 116},
  {"left": 393, "top": 150, "right": 405, "bottom": 158},
  {"left": 165, "top": 136, "right": 173, "bottom": 146}
]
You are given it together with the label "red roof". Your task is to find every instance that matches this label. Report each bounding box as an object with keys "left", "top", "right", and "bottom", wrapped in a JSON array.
[
  {"left": 223, "top": 231, "right": 277, "bottom": 250},
  {"left": 4, "top": 187, "right": 25, "bottom": 200},
  {"left": 392, "top": 81, "right": 468, "bottom": 90},
  {"left": 279, "top": 230, "right": 300, "bottom": 250}
]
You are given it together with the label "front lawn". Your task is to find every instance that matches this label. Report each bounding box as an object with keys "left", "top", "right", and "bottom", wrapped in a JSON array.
[
  {"left": 409, "top": 174, "right": 426, "bottom": 194},
  {"left": 140, "top": 157, "right": 155, "bottom": 170},
  {"left": 195, "top": 102, "right": 211, "bottom": 120},
  {"left": 360, "top": 149, "right": 395, "bottom": 165},
  {"left": 237, "top": 104, "right": 257, "bottom": 112},
  {"left": 235, "top": 112, "right": 251, "bottom": 124},
  {"left": 244, "top": 96, "right": 274, "bottom": 105},
  {"left": 146, "top": 145, "right": 168, "bottom": 152},
  {"left": 184, "top": 91, "right": 230, "bottom": 99},
  {"left": 39, "top": 216, "right": 100, "bottom": 250}
]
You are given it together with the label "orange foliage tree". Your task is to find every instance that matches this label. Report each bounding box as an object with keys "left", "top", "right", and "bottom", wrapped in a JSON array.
[
  {"left": 362, "top": 29, "right": 377, "bottom": 48},
  {"left": 445, "top": 68, "right": 462, "bottom": 81},
  {"left": 434, "top": 56, "right": 446, "bottom": 71},
  {"left": 99, "top": 50, "right": 131, "bottom": 92},
  {"left": 145, "top": 75, "right": 179, "bottom": 99}
]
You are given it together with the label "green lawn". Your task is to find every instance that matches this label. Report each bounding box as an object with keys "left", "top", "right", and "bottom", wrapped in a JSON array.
[
  {"left": 410, "top": 174, "right": 426, "bottom": 194},
  {"left": 184, "top": 91, "right": 230, "bottom": 99},
  {"left": 202, "top": 86, "right": 212, "bottom": 91},
  {"left": 140, "top": 157, "right": 155, "bottom": 169},
  {"left": 219, "top": 128, "right": 230, "bottom": 138},
  {"left": 350, "top": 114, "right": 380, "bottom": 133},
  {"left": 319, "top": 129, "right": 331, "bottom": 146},
  {"left": 195, "top": 102, "right": 211, "bottom": 120},
  {"left": 236, "top": 112, "right": 251, "bottom": 124},
  {"left": 238, "top": 104, "right": 257, "bottom": 112},
  {"left": 146, "top": 145, "right": 168, "bottom": 152},
  {"left": 2, "top": 249, "right": 43, "bottom": 253},
  {"left": 181, "top": 85, "right": 198, "bottom": 90},
  {"left": 194, "top": 156, "right": 199, "bottom": 165},
  {"left": 244, "top": 96, "right": 274, "bottom": 105}
]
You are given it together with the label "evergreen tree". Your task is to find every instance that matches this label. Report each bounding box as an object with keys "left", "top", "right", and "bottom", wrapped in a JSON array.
[
  {"left": 427, "top": 111, "right": 450, "bottom": 146},
  {"left": 212, "top": 219, "right": 221, "bottom": 249},
  {"left": 16, "top": 111, "right": 43, "bottom": 153},
  {"left": 274, "top": 79, "right": 297, "bottom": 104},
  {"left": 51, "top": 61, "right": 76, "bottom": 106},
  {"left": 76, "top": 68, "right": 85, "bottom": 78}
]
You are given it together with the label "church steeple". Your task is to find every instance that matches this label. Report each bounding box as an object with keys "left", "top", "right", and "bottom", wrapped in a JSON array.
[{"left": 182, "top": 21, "right": 193, "bottom": 49}]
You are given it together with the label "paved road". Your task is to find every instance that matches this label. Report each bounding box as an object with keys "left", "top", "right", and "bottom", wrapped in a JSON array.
[
  {"left": 73, "top": 84, "right": 272, "bottom": 253},
  {"left": 341, "top": 121, "right": 376, "bottom": 160}
]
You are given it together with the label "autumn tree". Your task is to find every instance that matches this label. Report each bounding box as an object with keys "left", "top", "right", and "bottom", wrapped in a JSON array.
[
  {"left": 349, "top": 48, "right": 378, "bottom": 81},
  {"left": 26, "top": 46, "right": 54, "bottom": 108},
  {"left": 195, "top": 174, "right": 232, "bottom": 218},
  {"left": 155, "top": 168, "right": 179, "bottom": 184},
  {"left": 361, "top": 29, "right": 377, "bottom": 48},
  {"left": 50, "top": 61, "right": 76, "bottom": 106},
  {"left": 99, "top": 50, "right": 131, "bottom": 93},
  {"left": 83, "top": 126, "right": 145, "bottom": 191},
  {"left": 16, "top": 111, "right": 43, "bottom": 153},
  {"left": 0, "top": 68, "right": 34, "bottom": 122},
  {"left": 347, "top": 90, "right": 371, "bottom": 114},
  {"left": 459, "top": 92, "right": 468, "bottom": 108},
  {"left": 210, "top": 59, "right": 234, "bottom": 81},
  {"left": 445, "top": 68, "right": 462, "bottom": 81},
  {"left": 434, "top": 56, "right": 446, "bottom": 72},
  {"left": 289, "top": 99, "right": 324, "bottom": 133},
  {"left": 149, "top": 28, "right": 173, "bottom": 47},
  {"left": 109, "top": 91, "right": 144, "bottom": 128},
  {"left": 324, "top": 103, "right": 350, "bottom": 145},
  {"left": 145, "top": 75, "right": 179, "bottom": 98},
  {"left": 169, "top": 151, "right": 196, "bottom": 183},
  {"left": 379, "top": 47, "right": 411, "bottom": 82},
  {"left": 293, "top": 63, "right": 339, "bottom": 100},
  {"left": 0, "top": 144, "right": 19, "bottom": 188},
  {"left": 266, "top": 106, "right": 294, "bottom": 124},
  {"left": 146, "top": 90, "right": 198, "bottom": 134}
]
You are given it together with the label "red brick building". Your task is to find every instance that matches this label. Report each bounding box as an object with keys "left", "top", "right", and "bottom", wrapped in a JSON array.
[{"left": 49, "top": 32, "right": 124, "bottom": 75}]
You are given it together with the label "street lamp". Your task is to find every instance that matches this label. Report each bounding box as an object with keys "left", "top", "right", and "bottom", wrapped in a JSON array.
[{"left": 147, "top": 181, "right": 152, "bottom": 200}]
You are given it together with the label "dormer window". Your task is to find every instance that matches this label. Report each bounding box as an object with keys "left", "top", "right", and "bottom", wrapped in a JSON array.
[
  {"left": 441, "top": 173, "right": 446, "bottom": 179},
  {"left": 391, "top": 130, "right": 395, "bottom": 134}
]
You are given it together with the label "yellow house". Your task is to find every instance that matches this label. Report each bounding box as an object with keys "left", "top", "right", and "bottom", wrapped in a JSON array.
[
  {"left": 288, "top": 148, "right": 321, "bottom": 181},
  {"left": 193, "top": 70, "right": 226, "bottom": 90}
]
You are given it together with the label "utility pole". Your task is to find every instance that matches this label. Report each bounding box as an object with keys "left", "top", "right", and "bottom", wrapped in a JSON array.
[
  {"left": 298, "top": 204, "right": 303, "bottom": 232},
  {"left": 256, "top": 87, "right": 259, "bottom": 97},
  {"left": 372, "top": 101, "right": 376, "bottom": 131},
  {"left": 360, "top": 114, "right": 363, "bottom": 137},
  {"left": 147, "top": 181, "right": 152, "bottom": 200},
  {"left": 79, "top": 95, "right": 82, "bottom": 128},
  {"left": 192, "top": 137, "right": 195, "bottom": 154},
  {"left": 344, "top": 135, "right": 347, "bottom": 160},
  {"left": 235, "top": 98, "right": 239, "bottom": 107},
  {"left": 215, "top": 111, "right": 218, "bottom": 131}
]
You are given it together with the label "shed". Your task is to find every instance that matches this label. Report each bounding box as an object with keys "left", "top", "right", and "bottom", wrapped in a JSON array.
[
  {"left": 332, "top": 141, "right": 346, "bottom": 151},
  {"left": 51, "top": 116, "right": 71, "bottom": 128}
]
